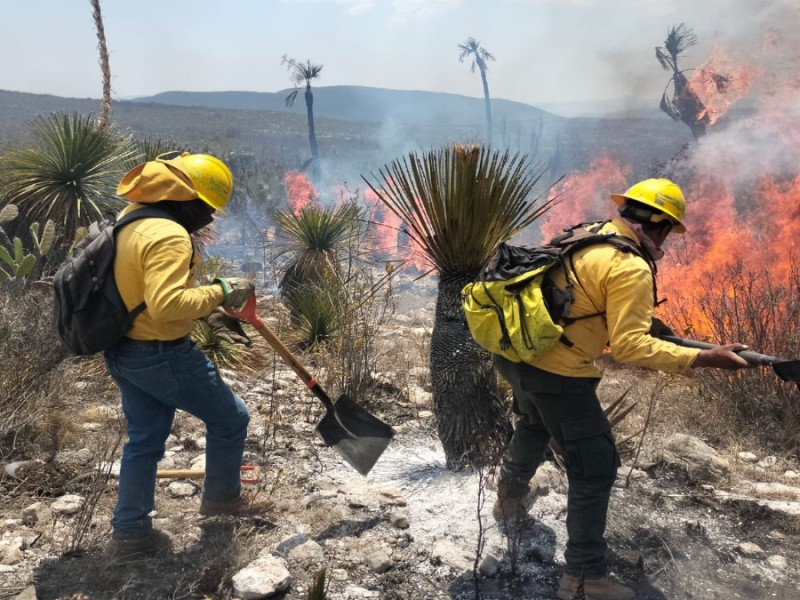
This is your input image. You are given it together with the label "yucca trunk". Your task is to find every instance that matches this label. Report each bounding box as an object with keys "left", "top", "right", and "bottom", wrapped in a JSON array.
[
  {"left": 305, "top": 85, "right": 320, "bottom": 182},
  {"left": 479, "top": 66, "right": 493, "bottom": 145},
  {"left": 430, "top": 274, "right": 511, "bottom": 469}
]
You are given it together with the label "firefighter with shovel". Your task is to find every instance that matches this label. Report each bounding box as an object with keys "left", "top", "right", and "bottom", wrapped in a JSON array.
[
  {"left": 492, "top": 178, "right": 750, "bottom": 600},
  {"left": 103, "top": 152, "right": 266, "bottom": 560}
]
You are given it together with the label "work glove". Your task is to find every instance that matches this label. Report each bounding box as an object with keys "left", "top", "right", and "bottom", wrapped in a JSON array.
[
  {"left": 204, "top": 307, "right": 252, "bottom": 346},
  {"left": 649, "top": 316, "right": 675, "bottom": 339},
  {"left": 214, "top": 277, "right": 255, "bottom": 309}
]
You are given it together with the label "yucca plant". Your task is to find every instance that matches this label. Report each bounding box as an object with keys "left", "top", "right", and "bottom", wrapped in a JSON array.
[
  {"left": 363, "top": 143, "right": 555, "bottom": 468},
  {"left": 291, "top": 282, "right": 345, "bottom": 347},
  {"left": 122, "top": 136, "right": 190, "bottom": 172},
  {"left": 275, "top": 201, "right": 365, "bottom": 324},
  {"left": 307, "top": 568, "right": 327, "bottom": 600},
  {"left": 0, "top": 112, "right": 137, "bottom": 266},
  {"left": 191, "top": 319, "right": 255, "bottom": 371}
]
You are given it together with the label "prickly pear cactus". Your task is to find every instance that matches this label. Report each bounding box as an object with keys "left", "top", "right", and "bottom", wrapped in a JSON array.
[{"left": 0, "top": 204, "right": 58, "bottom": 284}]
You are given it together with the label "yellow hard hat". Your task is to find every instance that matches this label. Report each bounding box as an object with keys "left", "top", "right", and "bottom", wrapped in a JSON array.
[
  {"left": 611, "top": 178, "right": 687, "bottom": 233},
  {"left": 169, "top": 153, "right": 234, "bottom": 212}
]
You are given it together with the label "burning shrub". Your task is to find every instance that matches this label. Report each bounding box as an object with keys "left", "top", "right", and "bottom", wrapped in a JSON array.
[{"left": 667, "top": 259, "right": 800, "bottom": 451}]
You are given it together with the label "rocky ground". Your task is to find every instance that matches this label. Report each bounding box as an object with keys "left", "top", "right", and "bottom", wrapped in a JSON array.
[{"left": 2, "top": 288, "right": 800, "bottom": 600}]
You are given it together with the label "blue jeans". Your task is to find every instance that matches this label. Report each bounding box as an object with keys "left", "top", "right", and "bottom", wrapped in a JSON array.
[{"left": 104, "top": 337, "right": 250, "bottom": 539}]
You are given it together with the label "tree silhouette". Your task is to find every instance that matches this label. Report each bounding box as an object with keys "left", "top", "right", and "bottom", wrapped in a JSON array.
[
  {"left": 458, "top": 37, "right": 495, "bottom": 145},
  {"left": 282, "top": 56, "right": 323, "bottom": 182},
  {"left": 657, "top": 23, "right": 711, "bottom": 141}
]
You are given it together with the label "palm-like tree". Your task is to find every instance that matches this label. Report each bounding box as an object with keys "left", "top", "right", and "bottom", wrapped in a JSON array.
[
  {"left": 656, "top": 23, "right": 709, "bottom": 140},
  {"left": 0, "top": 113, "right": 136, "bottom": 265},
  {"left": 282, "top": 56, "right": 324, "bottom": 182},
  {"left": 364, "top": 144, "right": 553, "bottom": 469},
  {"left": 458, "top": 37, "right": 495, "bottom": 145},
  {"left": 90, "top": 0, "right": 112, "bottom": 127}
]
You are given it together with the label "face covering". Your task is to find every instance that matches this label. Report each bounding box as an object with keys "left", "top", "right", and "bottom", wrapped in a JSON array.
[
  {"left": 621, "top": 218, "right": 666, "bottom": 261},
  {"left": 155, "top": 199, "right": 215, "bottom": 233}
]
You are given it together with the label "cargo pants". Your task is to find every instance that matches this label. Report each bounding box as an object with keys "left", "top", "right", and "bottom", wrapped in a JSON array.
[{"left": 493, "top": 355, "right": 619, "bottom": 578}]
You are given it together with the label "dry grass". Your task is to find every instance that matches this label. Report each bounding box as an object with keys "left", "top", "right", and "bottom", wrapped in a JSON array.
[{"left": 0, "top": 284, "right": 70, "bottom": 459}]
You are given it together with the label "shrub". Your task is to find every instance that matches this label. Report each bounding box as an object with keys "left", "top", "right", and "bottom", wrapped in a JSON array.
[
  {"left": 0, "top": 284, "right": 69, "bottom": 458},
  {"left": 667, "top": 259, "right": 800, "bottom": 451}
]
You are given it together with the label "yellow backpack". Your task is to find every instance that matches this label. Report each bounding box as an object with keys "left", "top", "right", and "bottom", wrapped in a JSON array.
[{"left": 461, "top": 223, "right": 650, "bottom": 363}]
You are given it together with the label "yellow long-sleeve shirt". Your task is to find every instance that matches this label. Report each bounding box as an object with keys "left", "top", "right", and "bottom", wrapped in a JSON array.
[
  {"left": 529, "top": 219, "right": 700, "bottom": 378},
  {"left": 114, "top": 203, "right": 225, "bottom": 341}
]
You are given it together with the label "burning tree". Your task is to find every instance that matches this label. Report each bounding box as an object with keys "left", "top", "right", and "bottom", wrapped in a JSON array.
[
  {"left": 282, "top": 55, "right": 323, "bottom": 183},
  {"left": 458, "top": 37, "right": 495, "bottom": 145},
  {"left": 364, "top": 144, "right": 553, "bottom": 469},
  {"left": 657, "top": 23, "right": 717, "bottom": 141}
]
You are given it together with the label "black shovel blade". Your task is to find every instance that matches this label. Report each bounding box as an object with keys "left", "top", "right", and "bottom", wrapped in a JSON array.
[
  {"left": 771, "top": 360, "right": 800, "bottom": 383},
  {"left": 314, "top": 394, "right": 395, "bottom": 476}
]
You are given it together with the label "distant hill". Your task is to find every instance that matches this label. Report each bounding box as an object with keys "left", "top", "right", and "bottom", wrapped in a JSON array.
[
  {"left": 0, "top": 87, "right": 693, "bottom": 184},
  {"left": 130, "top": 86, "right": 564, "bottom": 129}
]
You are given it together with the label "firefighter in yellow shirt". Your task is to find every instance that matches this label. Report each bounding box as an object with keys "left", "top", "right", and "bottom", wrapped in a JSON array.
[
  {"left": 492, "top": 178, "right": 749, "bottom": 600},
  {"left": 104, "top": 152, "right": 263, "bottom": 559}
]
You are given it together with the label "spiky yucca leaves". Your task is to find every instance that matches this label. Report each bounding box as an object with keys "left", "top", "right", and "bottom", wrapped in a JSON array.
[
  {"left": 364, "top": 144, "right": 553, "bottom": 469},
  {"left": 122, "top": 137, "right": 190, "bottom": 172},
  {"left": 291, "top": 282, "right": 345, "bottom": 347},
  {"left": 0, "top": 112, "right": 136, "bottom": 264},
  {"left": 307, "top": 569, "right": 327, "bottom": 600},
  {"left": 191, "top": 319, "right": 255, "bottom": 371},
  {"left": 275, "top": 202, "right": 365, "bottom": 323}
]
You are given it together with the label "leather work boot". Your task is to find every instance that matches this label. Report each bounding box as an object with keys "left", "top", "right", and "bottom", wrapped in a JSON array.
[
  {"left": 199, "top": 488, "right": 271, "bottom": 517},
  {"left": 556, "top": 573, "right": 635, "bottom": 600},
  {"left": 104, "top": 529, "right": 172, "bottom": 560},
  {"left": 492, "top": 486, "right": 536, "bottom": 525}
]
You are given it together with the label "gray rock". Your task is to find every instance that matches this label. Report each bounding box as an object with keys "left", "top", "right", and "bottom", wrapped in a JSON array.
[
  {"left": 738, "top": 451, "right": 758, "bottom": 463},
  {"left": 21, "top": 502, "right": 53, "bottom": 526},
  {"left": 766, "top": 555, "right": 788, "bottom": 570},
  {"left": 232, "top": 554, "right": 291, "bottom": 599},
  {"left": 276, "top": 534, "right": 324, "bottom": 566},
  {"left": 662, "top": 433, "right": 730, "bottom": 482},
  {"left": 479, "top": 554, "right": 501, "bottom": 577},
  {"left": 390, "top": 512, "right": 409, "bottom": 529},
  {"left": 757, "top": 455, "right": 778, "bottom": 469},
  {"left": 737, "top": 542, "right": 766, "bottom": 559},
  {"left": 367, "top": 549, "right": 393, "bottom": 573},
  {"left": 50, "top": 494, "right": 84, "bottom": 516},
  {"left": 431, "top": 536, "right": 473, "bottom": 571},
  {"left": 1, "top": 542, "right": 23, "bottom": 566},
  {"left": 166, "top": 481, "right": 198, "bottom": 498},
  {"left": 13, "top": 586, "right": 37, "bottom": 600}
]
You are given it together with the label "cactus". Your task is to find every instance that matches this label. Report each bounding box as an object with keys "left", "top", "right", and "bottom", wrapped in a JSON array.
[
  {"left": 0, "top": 204, "right": 18, "bottom": 225},
  {"left": 0, "top": 204, "right": 58, "bottom": 284},
  {"left": 31, "top": 220, "right": 55, "bottom": 256}
]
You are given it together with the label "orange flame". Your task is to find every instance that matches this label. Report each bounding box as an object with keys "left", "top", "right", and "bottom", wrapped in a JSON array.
[
  {"left": 283, "top": 170, "right": 318, "bottom": 215},
  {"left": 687, "top": 46, "right": 758, "bottom": 126},
  {"left": 363, "top": 187, "right": 428, "bottom": 272},
  {"left": 539, "top": 156, "right": 631, "bottom": 243}
]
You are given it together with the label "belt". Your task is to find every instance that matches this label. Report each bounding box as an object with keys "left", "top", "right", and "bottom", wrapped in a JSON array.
[{"left": 119, "top": 336, "right": 189, "bottom": 348}]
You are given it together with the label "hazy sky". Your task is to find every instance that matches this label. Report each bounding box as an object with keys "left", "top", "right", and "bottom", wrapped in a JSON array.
[{"left": 1, "top": 0, "right": 794, "bottom": 109}]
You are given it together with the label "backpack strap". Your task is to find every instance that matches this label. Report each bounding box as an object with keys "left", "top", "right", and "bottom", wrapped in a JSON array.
[
  {"left": 549, "top": 222, "right": 659, "bottom": 346},
  {"left": 112, "top": 206, "right": 183, "bottom": 319}
]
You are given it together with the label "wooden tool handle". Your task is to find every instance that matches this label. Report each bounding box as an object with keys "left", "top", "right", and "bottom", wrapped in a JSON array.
[
  {"left": 253, "top": 321, "right": 314, "bottom": 386},
  {"left": 155, "top": 469, "right": 205, "bottom": 479}
]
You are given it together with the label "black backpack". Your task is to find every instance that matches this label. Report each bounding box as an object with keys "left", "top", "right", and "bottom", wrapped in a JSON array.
[{"left": 53, "top": 206, "right": 178, "bottom": 355}]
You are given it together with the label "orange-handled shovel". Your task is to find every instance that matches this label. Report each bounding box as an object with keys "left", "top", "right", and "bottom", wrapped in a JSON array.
[{"left": 226, "top": 295, "right": 395, "bottom": 476}]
